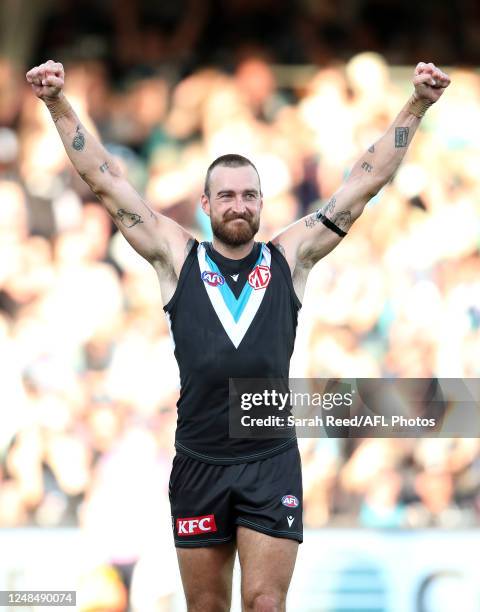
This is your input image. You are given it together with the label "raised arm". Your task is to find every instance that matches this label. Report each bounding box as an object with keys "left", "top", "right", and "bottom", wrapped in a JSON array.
[
  {"left": 25, "top": 60, "right": 193, "bottom": 296},
  {"left": 272, "top": 62, "right": 451, "bottom": 300}
]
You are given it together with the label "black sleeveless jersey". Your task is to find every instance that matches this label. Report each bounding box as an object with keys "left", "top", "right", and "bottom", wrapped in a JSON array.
[{"left": 163, "top": 240, "right": 301, "bottom": 464}]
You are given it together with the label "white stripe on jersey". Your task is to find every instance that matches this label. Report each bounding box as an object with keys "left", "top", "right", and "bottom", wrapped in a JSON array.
[{"left": 197, "top": 243, "right": 271, "bottom": 349}]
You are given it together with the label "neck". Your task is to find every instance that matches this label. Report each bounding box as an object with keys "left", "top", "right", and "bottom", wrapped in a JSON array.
[{"left": 211, "top": 237, "right": 255, "bottom": 260}]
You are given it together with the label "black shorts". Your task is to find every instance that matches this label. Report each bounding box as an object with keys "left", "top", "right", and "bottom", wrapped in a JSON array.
[{"left": 169, "top": 444, "right": 303, "bottom": 548}]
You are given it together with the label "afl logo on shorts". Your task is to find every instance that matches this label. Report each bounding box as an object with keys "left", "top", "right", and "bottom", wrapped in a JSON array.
[
  {"left": 202, "top": 271, "right": 225, "bottom": 287},
  {"left": 248, "top": 265, "right": 271, "bottom": 290},
  {"left": 281, "top": 495, "right": 299, "bottom": 508}
]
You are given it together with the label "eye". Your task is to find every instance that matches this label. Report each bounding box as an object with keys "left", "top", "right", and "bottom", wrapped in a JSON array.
[{"left": 244, "top": 193, "right": 256, "bottom": 200}]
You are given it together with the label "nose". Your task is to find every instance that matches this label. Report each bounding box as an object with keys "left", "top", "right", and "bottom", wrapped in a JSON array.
[{"left": 231, "top": 195, "right": 246, "bottom": 212}]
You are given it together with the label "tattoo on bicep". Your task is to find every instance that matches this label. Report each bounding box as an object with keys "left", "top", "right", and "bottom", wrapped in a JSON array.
[
  {"left": 99, "top": 162, "right": 109, "bottom": 173},
  {"left": 321, "top": 196, "right": 336, "bottom": 218},
  {"left": 304, "top": 195, "right": 337, "bottom": 229},
  {"left": 395, "top": 127, "right": 409, "bottom": 148},
  {"left": 361, "top": 161, "right": 373, "bottom": 173},
  {"left": 72, "top": 125, "right": 85, "bottom": 151},
  {"left": 117, "top": 209, "right": 143, "bottom": 228},
  {"left": 333, "top": 211, "right": 352, "bottom": 231},
  {"left": 368, "top": 144, "right": 375, "bottom": 153}
]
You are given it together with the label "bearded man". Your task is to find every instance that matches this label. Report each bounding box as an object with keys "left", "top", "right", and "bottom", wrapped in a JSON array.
[{"left": 26, "top": 59, "right": 450, "bottom": 612}]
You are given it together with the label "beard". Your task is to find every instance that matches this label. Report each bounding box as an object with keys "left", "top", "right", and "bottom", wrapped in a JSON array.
[{"left": 211, "top": 212, "right": 260, "bottom": 247}]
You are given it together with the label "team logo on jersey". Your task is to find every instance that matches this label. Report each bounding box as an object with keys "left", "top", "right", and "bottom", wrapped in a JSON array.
[
  {"left": 201, "top": 270, "right": 225, "bottom": 287},
  {"left": 176, "top": 514, "right": 217, "bottom": 536},
  {"left": 281, "top": 495, "right": 299, "bottom": 508},
  {"left": 248, "top": 265, "right": 271, "bottom": 290}
]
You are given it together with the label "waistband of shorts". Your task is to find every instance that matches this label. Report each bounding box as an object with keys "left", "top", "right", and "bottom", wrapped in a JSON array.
[{"left": 174, "top": 437, "right": 298, "bottom": 465}]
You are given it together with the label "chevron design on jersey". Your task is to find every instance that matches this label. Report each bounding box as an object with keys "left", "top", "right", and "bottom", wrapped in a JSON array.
[{"left": 198, "top": 243, "right": 271, "bottom": 348}]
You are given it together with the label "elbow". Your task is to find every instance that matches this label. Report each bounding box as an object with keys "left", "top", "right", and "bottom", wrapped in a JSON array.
[
  {"left": 363, "top": 172, "right": 386, "bottom": 197},
  {"left": 80, "top": 173, "right": 109, "bottom": 202},
  {"left": 365, "top": 184, "right": 382, "bottom": 201},
  {"left": 80, "top": 164, "right": 124, "bottom": 199},
  {"left": 347, "top": 174, "right": 383, "bottom": 205},
  {"left": 80, "top": 172, "right": 100, "bottom": 194}
]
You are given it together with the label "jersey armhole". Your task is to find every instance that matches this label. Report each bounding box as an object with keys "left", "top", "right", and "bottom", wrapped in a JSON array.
[
  {"left": 163, "top": 239, "right": 199, "bottom": 314},
  {"left": 267, "top": 241, "right": 302, "bottom": 310}
]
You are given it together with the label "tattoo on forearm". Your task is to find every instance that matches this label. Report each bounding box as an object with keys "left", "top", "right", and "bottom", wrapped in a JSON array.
[
  {"left": 117, "top": 209, "right": 143, "bottom": 228},
  {"left": 368, "top": 144, "right": 375, "bottom": 153},
  {"left": 333, "top": 211, "right": 352, "bottom": 231},
  {"left": 72, "top": 125, "right": 86, "bottom": 151},
  {"left": 395, "top": 127, "right": 409, "bottom": 148},
  {"left": 99, "top": 162, "right": 109, "bottom": 173},
  {"left": 361, "top": 161, "right": 373, "bottom": 173}
]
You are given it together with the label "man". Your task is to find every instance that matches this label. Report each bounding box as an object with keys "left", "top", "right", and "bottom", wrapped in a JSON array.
[{"left": 26, "top": 59, "right": 450, "bottom": 612}]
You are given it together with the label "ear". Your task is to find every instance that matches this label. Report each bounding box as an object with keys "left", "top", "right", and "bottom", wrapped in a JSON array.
[{"left": 201, "top": 194, "right": 210, "bottom": 216}]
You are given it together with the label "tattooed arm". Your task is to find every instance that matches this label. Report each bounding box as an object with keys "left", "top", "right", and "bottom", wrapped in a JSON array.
[
  {"left": 25, "top": 60, "right": 193, "bottom": 282},
  {"left": 272, "top": 61, "right": 450, "bottom": 299}
]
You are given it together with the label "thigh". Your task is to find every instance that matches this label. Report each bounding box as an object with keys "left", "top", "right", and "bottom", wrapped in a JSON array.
[
  {"left": 237, "top": 527, "right": 298, "bottom": 611},
  {"left": 169, "top": 454, "right": 239, "bottom": 610},
  {"left": 169, "top": 453, "right": 235, "bottom": 547},
  {"left": 177, "top": 542, "right": 237, "bottom": 612},
  {"left": 234, "top": 445, "right": 303, "bottom": 543}
]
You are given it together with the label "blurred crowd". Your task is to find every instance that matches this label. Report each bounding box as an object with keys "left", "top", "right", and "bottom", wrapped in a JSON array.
[
  {"left": 4, "top": 0, "right": 480, "bottom": 72},
  {"left": 0, "top": 43, "right": 480, "bottom": 610}
]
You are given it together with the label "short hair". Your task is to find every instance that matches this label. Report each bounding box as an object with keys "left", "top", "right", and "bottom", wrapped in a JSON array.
[{"left": 204, "top": 154, "right": 261, "bottom": 198}]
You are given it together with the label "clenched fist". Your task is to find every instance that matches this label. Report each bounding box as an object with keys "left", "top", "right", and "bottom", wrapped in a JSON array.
[
  {"left": 26, "top": 60, "right": 65, "bottom": 100},
  {"left": 413, "top": 62, "right": 450, "bottom": 104}
]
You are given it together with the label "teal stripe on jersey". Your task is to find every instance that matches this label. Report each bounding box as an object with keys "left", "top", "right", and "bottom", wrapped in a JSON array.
[{"left": 205, "top": 248, "right": 263, "bottom": 323}]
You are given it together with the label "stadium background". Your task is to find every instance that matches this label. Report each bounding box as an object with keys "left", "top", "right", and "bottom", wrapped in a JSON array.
[{"left": 0, "top": 0, "right": 479, "bottom": 610}]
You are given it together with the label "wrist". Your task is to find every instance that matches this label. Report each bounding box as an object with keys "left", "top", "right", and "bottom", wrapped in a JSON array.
[
  {"left": 407, "top": 92, "right": 432, "bottom": 119},
  {"left": 44, "top": 93, "right": 72, "bottom": 122}
]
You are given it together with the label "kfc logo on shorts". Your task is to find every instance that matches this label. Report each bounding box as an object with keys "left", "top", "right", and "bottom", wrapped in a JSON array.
[
  {"left": 176, "top": 514, "right": 217, "bottom": 536},
  {"left": 281, "top": 495, "right": 299, "bottom": 508},
  {"left": 248, "top": 265, "right": 271, "bottom": 290},
  {"left": 202, "top": 271, "right": 225, "bottom": 287}
]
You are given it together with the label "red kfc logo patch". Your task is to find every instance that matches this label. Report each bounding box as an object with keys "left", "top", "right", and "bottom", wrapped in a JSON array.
[
  {"left": 248, "top": 265, "right": 271, "bottom": 290},
  {"left": 176, "top": 514, "right": 217, "bottom": 536}
]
